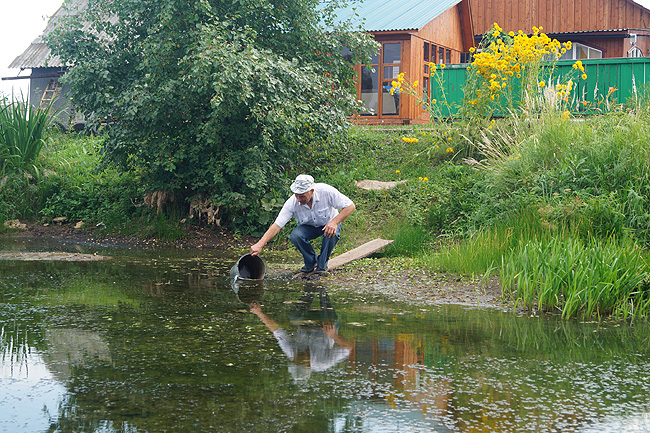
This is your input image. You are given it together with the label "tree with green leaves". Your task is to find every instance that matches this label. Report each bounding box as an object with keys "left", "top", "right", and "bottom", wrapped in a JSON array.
[{"left": 47, "top": 0, "right": 377, "bottom": 233}]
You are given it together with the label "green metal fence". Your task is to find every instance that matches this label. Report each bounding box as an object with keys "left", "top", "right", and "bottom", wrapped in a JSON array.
[{"left": 430, "top": 57, "right": 650, "bottom": 117}]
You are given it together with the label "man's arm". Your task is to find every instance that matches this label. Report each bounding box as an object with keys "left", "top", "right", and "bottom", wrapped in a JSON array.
[
  {"left": 323, "top": 203, "right": 355, "bottom": 238},
  {"left": 250, "top": 223, "right": 282, "bottom": 256}
]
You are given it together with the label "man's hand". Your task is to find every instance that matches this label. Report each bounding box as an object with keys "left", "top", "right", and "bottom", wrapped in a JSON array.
[
  {"left": 250, "top": 242, "right": 264, "bottom": 256},
  {"left": 322, "top": 221, "right": 337, "bottom": 238},
  {"left": 322, "top": 203, "right": 355, "bottom": 238}
]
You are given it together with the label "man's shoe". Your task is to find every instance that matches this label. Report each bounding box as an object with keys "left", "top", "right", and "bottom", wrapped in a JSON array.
[
  {"left": 300, "top": 265, "right": 316, "bottom": 273},
  {"left": 314, "top": 267, "right": 328, "bottom": 274}
]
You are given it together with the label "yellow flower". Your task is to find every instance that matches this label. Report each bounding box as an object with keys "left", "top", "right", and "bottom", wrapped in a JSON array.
[
  {"left": 582, "top": 74, "right": 587, "bottom": 80},
  {"left": 395, "top": 170, "right": 400, "bottom": 174},
  {"left": 446, "top": 147, "right": 454, "bottom": 153},
  {"left": 431, "top": 99, "right": 437, "bottom": 104},
  {"left": 418, "top": 177, "right": 423, "bottom": 181},
  {"left": 538, "top": 81, "right": 545, "bottom": 88},
  {"left": 562, "top": 110, "right": 570, "bottom": 119},
  {"left": 509, "top": 31, "right": 515, "bottom": 37},
  {"left": 413, "top": 80, "right": 419, "bottom": 87},
  {"left": 469, "top": 47, "right": 476, "bottom": 53},
  {"left": 430, "top": 64, "right": 437, "bottom": 72},
  {"left": 423, "top": 177, "right": 429, "bottom": 182},
  {"left": 440, "top": 64, "right": 446, "bottom": 69}
]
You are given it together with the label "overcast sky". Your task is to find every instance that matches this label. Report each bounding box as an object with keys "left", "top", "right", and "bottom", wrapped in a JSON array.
[{"left": 4, "top": 0, "right": 650, "bottom": 100}]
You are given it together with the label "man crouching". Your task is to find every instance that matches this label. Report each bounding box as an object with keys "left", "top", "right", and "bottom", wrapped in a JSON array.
[{"left": 250, "top": 174, "right": 355, "bottom": 274}]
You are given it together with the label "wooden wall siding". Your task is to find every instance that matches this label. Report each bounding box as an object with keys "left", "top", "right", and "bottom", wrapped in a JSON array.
[
  {"left": 419, "top": 5, "right": 466, "bottom": 51},
  {"left": 472, "top": 0, "right": 650, "bottom": 34}
]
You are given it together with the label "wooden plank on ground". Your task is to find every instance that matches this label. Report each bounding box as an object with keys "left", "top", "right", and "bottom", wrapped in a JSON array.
[{"left": 327, "top": 238, "right": 394, "bottom": 270}]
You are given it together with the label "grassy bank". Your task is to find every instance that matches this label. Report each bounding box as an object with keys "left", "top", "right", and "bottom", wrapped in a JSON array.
[
  {"left": 2, "top": 106, "right": 650, "bottom": 319},
  {"left": 314, "top": 109, "right": 650, "bottom": 320}
]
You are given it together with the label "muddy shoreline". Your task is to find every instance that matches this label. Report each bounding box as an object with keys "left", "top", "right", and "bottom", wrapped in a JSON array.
[{"left": 2, "top": 222, "right": 506, "bottom": 309}]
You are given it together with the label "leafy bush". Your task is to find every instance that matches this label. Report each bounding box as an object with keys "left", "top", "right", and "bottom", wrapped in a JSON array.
[{"left": 47, "top": 0, "right": 378, "bottom": 233}]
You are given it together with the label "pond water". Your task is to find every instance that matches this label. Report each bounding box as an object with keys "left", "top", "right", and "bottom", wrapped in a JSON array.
[{"left": 1, "top": 236, "right": 650, "bottom": 433}]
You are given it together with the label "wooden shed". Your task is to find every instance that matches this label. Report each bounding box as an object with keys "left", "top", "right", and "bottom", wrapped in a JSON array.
[
  {"left": 471, "top": 0, "right": 650, "bottom": 59},
  {"left": 336, "top": 0, "right": 475, "bottom": 125},
  {"left": 5, "top": 1, "right": 85, "bottom": 115}
]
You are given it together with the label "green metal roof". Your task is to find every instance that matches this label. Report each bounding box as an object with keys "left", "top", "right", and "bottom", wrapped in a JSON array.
[{"left": 332, "top": 0, "right": 463, "bottom": 32}]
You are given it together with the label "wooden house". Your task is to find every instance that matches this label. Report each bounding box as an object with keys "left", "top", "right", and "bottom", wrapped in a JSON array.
[
  {"left": 471, "top": 0, "right": 650, "bottom": 59},
  {"left": 336, "top": 0, "right": 475, "bottom": 124}
]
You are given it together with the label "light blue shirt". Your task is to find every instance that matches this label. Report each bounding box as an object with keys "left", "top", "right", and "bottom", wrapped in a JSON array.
[{"left": 274, "top": 183, "right": 354, "bottom": 228}]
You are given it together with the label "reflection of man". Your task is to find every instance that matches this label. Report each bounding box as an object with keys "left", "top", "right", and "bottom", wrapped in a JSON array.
[
  {"left": 249, "top": 287, "right": 353, "bottom": 381},
  {"left": 250, "top": 174, "right": 355, "bottom": 274}
]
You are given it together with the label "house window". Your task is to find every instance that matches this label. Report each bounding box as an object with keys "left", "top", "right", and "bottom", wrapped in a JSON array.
[
  {"left": 628, "top": 46, "right": 643, "bottom": 58},
  {"left": 360, "top": 66, "right": 378, "bottom": 115},
  {"left": 460, "top": 52, "right": 473, "bottom": 63},
  {"left": 381, "top": 43, "right": 401, "bottom": 115},
  {"left": 359, "top": 42, "right": 401, "bottom": 116},
  {"left": 342, "top": 46, "right": 353, "bottom": 63},
  {"left": 557, "top": 43, "right": 602, "bottom": 61},
  {"left": 423, "top": 42, "right": 431, "bottom": 97}
]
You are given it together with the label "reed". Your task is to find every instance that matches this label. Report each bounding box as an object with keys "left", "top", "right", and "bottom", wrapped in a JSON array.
[
  {"left": 427, "top": 209, "right": 554, "bottom": 275},
  {"left": 0, "top": 98, "right": 53, "bottom": 175},
  {"left": 500, "top": 236, "right": 650, "bottom": 319}
]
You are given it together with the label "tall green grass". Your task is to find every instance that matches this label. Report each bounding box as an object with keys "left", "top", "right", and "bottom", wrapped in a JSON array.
[
  {"left": 0, "top": 98, "right": 53, "bottom": 175},
  {"left": 423, "top": 208, "right": 554, "bottom": 275},
  {"left": 500, "top": 236, "right": 650, "bottom": 319}
]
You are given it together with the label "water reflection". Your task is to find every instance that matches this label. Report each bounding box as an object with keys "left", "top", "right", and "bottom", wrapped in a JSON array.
[
  {"left": 250, "top": 285, "right": 353, "bottom": 382},
  {"left": 2, "top": 237, "right": 650, "bottom": 432}
]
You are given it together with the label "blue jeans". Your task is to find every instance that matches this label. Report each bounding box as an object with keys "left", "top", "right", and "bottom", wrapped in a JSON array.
[{"left": 289, "top": 223, "right": 341, "bottom": 270}]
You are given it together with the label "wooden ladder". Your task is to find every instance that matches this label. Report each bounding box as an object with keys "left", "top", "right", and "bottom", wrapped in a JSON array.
[{"left": 39, "top": 79, "right": 61, "bottom": 109}]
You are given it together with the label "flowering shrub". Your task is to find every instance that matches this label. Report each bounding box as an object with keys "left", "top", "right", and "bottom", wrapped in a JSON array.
[
  {"left": 461, "top": 23, "right": 585, "bottom": 118},
  {"left": 392, "top": 23, "right": 586, "bottom": 120}
]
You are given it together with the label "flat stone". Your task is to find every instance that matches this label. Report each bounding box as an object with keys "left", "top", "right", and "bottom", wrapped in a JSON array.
[
  {"left": 3, "top": 219, "right": 27, "bottom": 230},
  {"left": 355, "top": 180, "right": 407, "bottom": 190}
]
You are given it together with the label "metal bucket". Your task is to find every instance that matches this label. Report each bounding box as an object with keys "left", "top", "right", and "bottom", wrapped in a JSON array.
[{"left": 230, "top": 254, "right": 266, "bottom": 280}]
